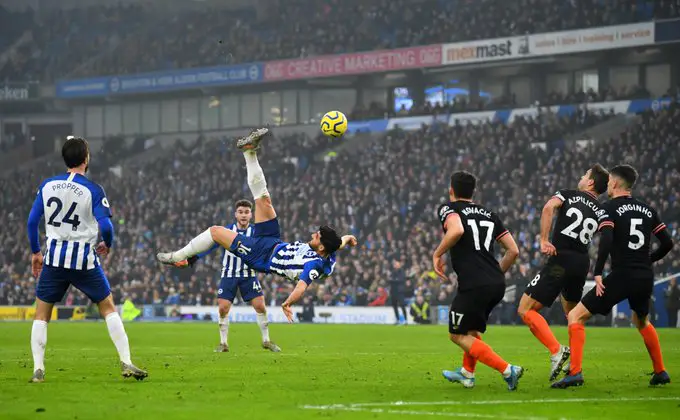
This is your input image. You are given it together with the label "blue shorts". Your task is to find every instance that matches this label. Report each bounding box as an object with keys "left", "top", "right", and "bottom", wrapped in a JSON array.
[
  {"left": 37, "top": 265, "right": 111, "bottom": 304},
  {"left": 218, "top": 276, "right": 263, "bottom": 302},
  {"left": 229, "top": 218, "right": 282, "bottom": 273}
]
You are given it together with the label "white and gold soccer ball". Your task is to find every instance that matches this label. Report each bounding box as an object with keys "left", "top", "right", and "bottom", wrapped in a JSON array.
[{"left": 320, "top": 111, "right": 348, "bottom": 138}]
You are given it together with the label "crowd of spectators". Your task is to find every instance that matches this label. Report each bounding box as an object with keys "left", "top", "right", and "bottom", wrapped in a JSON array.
[
  {"left": 2, "top": 0, "right": 678, "bottom": 82},
  {"left": 1, "top": 101, "right": 678, "bottom": 322}
]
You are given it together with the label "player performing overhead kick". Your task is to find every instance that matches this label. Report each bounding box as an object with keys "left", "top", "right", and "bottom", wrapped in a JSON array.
[
  {"left": 174, "top": 199, "right": 281, "bottom": 353},
  {"left": 552, "top": 165, "right": 673, "bottom": 389},
  {"left": 518, "top": 164, "right": 609, "bottom": 381},
  {"left": 433, "top": 171, "right": 523, "bottom": 391},
  {"left": 26, "top": 136, "right": 147, "bottom": 383},
  {"left": 156, "top": 128, "right": 358, "bottom": 322}
]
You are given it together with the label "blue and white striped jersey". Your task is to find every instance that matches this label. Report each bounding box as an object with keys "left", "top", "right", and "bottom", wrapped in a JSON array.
[
  {"left": 32, "top": 172, "right": 112, "bottom": 270},
  {"left": 268, "top": 241, "right": 336, "bottom": 284},
  {"left": 199, "top": 223, "right": 256, "bottom": 278},
  {"left": 221, "top": 223, "right": 256, "bottom": 278}
]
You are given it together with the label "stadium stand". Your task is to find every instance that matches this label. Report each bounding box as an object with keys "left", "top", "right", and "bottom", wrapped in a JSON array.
[
  {"left": 2, "top": 0, "right": 677, "bottom": 81},
  {"left": 2, "top": 102, "right": 678, "bottom": 318}
]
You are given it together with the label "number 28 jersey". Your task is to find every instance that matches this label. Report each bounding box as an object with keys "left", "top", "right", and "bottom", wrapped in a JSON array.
[
  {"left": 34, "top": 172, "right": 112, "bottom": 270},
  {"left": 437, "top": 201, "right": 509, "bottom": 291},
  {"left": 551, "top": 189, "right": 608, "bottom": 254}
]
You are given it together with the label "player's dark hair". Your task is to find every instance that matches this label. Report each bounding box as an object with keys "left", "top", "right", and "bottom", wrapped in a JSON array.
[
  {"left": 319, "top": 225, "right": 342, "bottom": 255},
  {"left": 589, "top": 163, "right": 609, "bottom": 195},
  {"left": 62, "top": 136, "right": 89, "bottom": 169},
  {"left": 609, "top": 164, "right": 638, "bottom": 190},
  {"left": 234, "top": 199, "right": 253, "bottom": 210},
  {"left": 450, "top": 171, "right": 476, "bottom": 199}
]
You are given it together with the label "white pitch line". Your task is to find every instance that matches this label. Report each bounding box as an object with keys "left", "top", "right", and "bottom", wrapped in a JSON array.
[
  {"left": 300, "top": 405, "right": 549, "bottom": 420},
  {"left": 303, "top": 396, "right": 680, "bottom": 410}
]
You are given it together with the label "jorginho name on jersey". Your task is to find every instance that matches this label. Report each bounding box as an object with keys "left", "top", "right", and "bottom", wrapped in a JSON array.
[
  {"left": 552, "top": 189, "right": 608, "bottom": 253},
  {"left": 602, "top": 196, "right": 666, "bottom": 271},
  {"left": 268, "top": 241, "right": 336, "bottom": 285},
  {"left": 32, "top": 172, "right": 111, "bottom": 270},
  {"left": 219, "top": 224, "right": 257, "bottom": 278}
]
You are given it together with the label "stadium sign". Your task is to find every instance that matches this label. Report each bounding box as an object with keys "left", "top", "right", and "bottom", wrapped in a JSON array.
[
  {"left": 263, "top": 45, "right": 442, "bottom": 81},
  {"left": 528, "top": 22, "right": 654, "bottom": 56},
  {"left": 442, "top": 36, "right": 530, "bottom": 65},
  {"left": 0, "top": 82, "right": 37, "bottom": 101},
  {"left": 55, "top": 63, "right": 264, "bottom": 98},
  {"left": 441, "top": 22, "right": 654, "bottom": 66}
]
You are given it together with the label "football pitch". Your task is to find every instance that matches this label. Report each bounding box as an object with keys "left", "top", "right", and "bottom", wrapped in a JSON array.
[{"left": 0, "top": 323, "right": 678, "bottom": 420}]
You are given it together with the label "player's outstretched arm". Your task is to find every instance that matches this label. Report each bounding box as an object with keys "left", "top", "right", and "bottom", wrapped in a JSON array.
[
  {"left": 540, "top": 197, "right": 562, "bottom": 256},
  {"left": 339, "top": 235, "right": 358, "bottom": 250},
  {"left": 497, "top": 232, "right": 520, "bottom": 273},
  {"left": 281, "top": 281, "right": 308, "bottom": 323}
]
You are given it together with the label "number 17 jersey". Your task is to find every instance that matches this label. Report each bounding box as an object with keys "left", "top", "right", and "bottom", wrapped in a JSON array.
[
  {"left": 551, "top": 189, "right": 608, "bottom": 253},
  {"left": 437, "top": 201, "right": 509, "bottom": 291},
  {"left": 34, "top": 172, "right": 112, "bottom": 270}
]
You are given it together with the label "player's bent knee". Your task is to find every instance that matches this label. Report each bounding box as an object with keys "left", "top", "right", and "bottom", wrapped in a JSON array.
[
  {"left": 449, "top": 333, "right": 465, "bottom": 345},
  {"left": 631, "top": 312, "right": 649, "bottom": 329},
  {"left": 517, "top": 294, "right": 539, "bottom": 317},
  {"left": 34, "top": 299, "right": 54, "bottom": 322},
  {"left": 251, "top": 299, "right": 266, "bottom": 314},
  {"left": 567, "top": 304, "right": 590, "bottom": 325},
  {"left": 218, "top": 299, "right": 232, "bottom": 315},
  {"left": 97, "top": 294, "right": 117, "bottom": 317}
]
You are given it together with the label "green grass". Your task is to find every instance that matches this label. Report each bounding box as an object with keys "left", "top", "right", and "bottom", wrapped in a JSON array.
[{"left": 0, "top": 322, "right": 679, "bottom": 420}]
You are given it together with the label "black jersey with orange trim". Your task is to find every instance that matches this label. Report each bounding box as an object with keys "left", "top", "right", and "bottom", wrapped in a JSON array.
[
  {"left": 600, "top": 196, "right": 667, "bottom": 272},
  {"left": 437, "top": 201, "right": 508, "bottom": 291},
  {"left": 551, "top": 189, "right": 608, "bottom": 254}
]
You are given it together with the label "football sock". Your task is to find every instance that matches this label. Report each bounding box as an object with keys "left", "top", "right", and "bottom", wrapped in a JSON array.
[
  {"left": 522, "top": 309, "right": 561, "bottom": 355},
  {"left": 243, "top": 151, "right": 269, "bottom": 199},
  {"left": 639, "top": 323, "right": 666, "bottom": 374},
  {"left": 31, "top": 320, "right": 47, "bottom": 372},
  {"left": 462, "top": 352, "right": 477, "bottom": 374},
  {"left": 462, "top": 336, "right": 480, "bottom": 374},
  {"left": 256, "top": 312, "right": 270, "bottom": 342},
  {"left": 105, "top": 312, "right": 132, "bottom": 365},
  {"left": 218, "top": 314, "right": 229, "bottom": 345},
  {"left": 568, "top": 323, "right": 585, "bottom": 375},
  {"left": 469, "top": 338, "right": 509, "bottom": 375},
  {"left": 175, "top": 228, "right": 215, "bottom": 260}
]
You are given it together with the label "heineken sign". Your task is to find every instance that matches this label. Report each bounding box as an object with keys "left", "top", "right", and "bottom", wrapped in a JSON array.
[{"left": 0, "top": 82, "right": 38, "bottom": 101}]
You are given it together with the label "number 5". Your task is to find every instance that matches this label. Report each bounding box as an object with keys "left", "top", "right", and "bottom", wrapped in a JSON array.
[{"left": 628, "top": 218, "right": 644, "bottom": 250}]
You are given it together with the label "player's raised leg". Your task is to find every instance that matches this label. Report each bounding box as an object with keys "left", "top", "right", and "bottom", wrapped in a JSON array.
[
  {"left": 157, "top": 226, "right": 238, "bottom": 264},
  {"left": 632, "top": 309, "right": 670, "bottom": 385},
  {"left": 237, "top": 128, "right": 276, "bottom": 224},
  {"left": 29, "top": 298, "right": 53, "bottom": 383},
  {"left": 97, "top": 294, "right": 148, "bottom": 380},
  {"left": 518, "top": 293, "right": 569, "bottom": 381}
]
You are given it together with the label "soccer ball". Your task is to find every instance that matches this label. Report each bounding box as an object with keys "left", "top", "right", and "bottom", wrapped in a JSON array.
[{"left": 320, "top": 111, "right": 348, "bottom": 138}]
